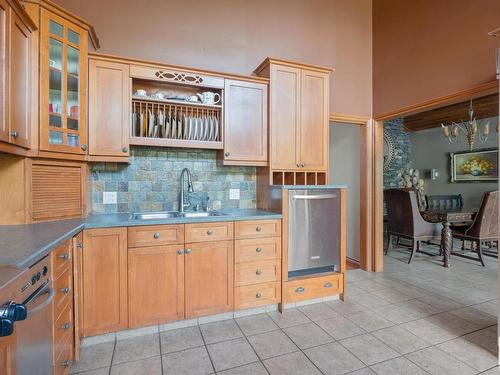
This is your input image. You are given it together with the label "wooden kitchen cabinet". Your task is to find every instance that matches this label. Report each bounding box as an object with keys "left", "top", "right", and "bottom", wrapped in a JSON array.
[
  {"left": 185, "top": 240, "right": 234, "bottom": 318},
  {"left": 0, "top": 332, "right": 15, "bottom": 375},
  {"left": 0, "top": 0, "right": 35, "bottom": 152},
  {"left": 82, "top": 228, "right": 128, "bottom": 336},
  {"left": 128, "top": 245, "right": 184, "bottom": 327},
  {"left": 255, "top": 58, "right": 331, "bottom": 180},
  {"left": 88, "top": 57, "right": 130, "bottom": 161},
  {"left": 39, "top": 8, "right": 88, "bottom": 155},
  {"left": 223, "top": 78, "right": 268, "bottom": 165}
]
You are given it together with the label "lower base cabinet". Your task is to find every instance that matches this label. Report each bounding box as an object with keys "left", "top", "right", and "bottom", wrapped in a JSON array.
[
  {"left": 128, "top": 245, "right": 184, "bottom": 328},
  {"left": 185, "top": 240, "right": 234, "bottom": 318},
  {"left": 82, "top": 228, "right": 128, "bottom": 337},
  {"left": 0, "top": 333, "right": 15, "bottom": 375}
]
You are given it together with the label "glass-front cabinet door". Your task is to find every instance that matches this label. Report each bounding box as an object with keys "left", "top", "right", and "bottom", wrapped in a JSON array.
[{"left": 40, "top": 9, "right": 87, "bottom": 154}]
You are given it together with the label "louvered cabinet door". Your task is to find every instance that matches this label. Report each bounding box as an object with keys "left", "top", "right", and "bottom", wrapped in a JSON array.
[{"left": 30, "top": 160, "right": 85, "bottom": 222}]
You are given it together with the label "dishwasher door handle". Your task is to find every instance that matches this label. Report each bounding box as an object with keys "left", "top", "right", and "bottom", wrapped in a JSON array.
[
  {"left": 292, "top": 194, "right": 337, "bottom": 200},
  {"left": 25, "top": 285, "right": 55, "bottom": 317}
]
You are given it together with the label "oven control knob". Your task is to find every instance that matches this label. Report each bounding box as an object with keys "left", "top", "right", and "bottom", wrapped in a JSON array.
[
  {"left": 31, "top": 275, "right": 37, "bottom": 285},
  {"left": 1, "top": 303, "right": 27, "bottom": 322},
  {"left": 36, "top": 272, "right": 41, "bottom": 281},
  {"left": 42, "top": 266, "right": 48, "bottom": 276},
  {"left": 0, "top": 318, "right": 13, "bottom": 337}
]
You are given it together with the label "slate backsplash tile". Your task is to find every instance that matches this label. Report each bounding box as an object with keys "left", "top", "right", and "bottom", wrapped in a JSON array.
[{"left": 90, "top": 147, "right": 257, "bottom": 214}]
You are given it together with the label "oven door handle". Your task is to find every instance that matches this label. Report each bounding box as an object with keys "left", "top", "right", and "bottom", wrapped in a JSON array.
[
  {"left": 25, "top": 284, "right": 55, "bottom": 317},
  {"left": 292, "top": 194, "right": 337, "bottom": 200}
]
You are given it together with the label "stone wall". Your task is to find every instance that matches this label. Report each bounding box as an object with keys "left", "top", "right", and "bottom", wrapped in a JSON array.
[
  {"left": 383, "top": 118, "right": 412, "bottom": 188},
  {"left": 90, "top": 147, "right": 256, "bottom": 214}
]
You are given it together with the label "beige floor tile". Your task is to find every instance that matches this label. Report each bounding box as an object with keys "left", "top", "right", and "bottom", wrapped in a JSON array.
[
  {"left": 283, "top": 322, "right": 333, "bottom": 349},
  {"left": 235, "top": 313, "right": 279, "bottom": 336},
  {"left": 112, "top": 333, "right": 160, "bottom": 365},
  {"left": 247, "top": 329, "right": 298, "bottom": 359},
  {"left": 207, "top": 337, "right": 259, "bottom": 372},
  {"left": 346, "top": 310, "right": 394, "bottom": 332},
  {"left": 370, "top": 357, "right": 428, "bottom": 375},
  {"left": 401, "top": 318, "right": 458, "bottom": 344},
  {"left": 304, "top": 341, "right": 365, "bottom": 375},
  {"left": 339, "top": 333, "right": 399, "bottom": 366},
  {"left": 162, "top": 346, "right": 214, "bottom": 375},
  {"left": 316, "top": 315, "right": 365, "bottom": 340},
  {"left": 69, "top": 342, "right": 114, "bottom": 373},
  {"left": 438, "top": 336, "right": 498, "bottom": 372},
  {"left": 372, "top": 325, "right": 430, "bottom": 354},
  {"left": 217, "top": 362, "right": 268, "bottom": 375},
  {"left": 200, "top": 319, "right": 243, "bottom": 344},
  {"left": 406, "top": 346, "right": 477, "bottom": 375},
  {"left": 268, "top": 308, "right": 310, "bottom": 328},
  {"left": 110, "top": 356, "right": 162, "bottom": 375},
  {"left": 298, "top": 302, "right": 339, "bottom": 321},
  {"left": 263, "top": 351, "right": 321, "bottom": 375},
  {"left": 372, "top": 303, "right": 421, "bottom": 324},
  {"left": 160, "top": 326, "right": 204, "bottom": 354},
  {"left": 327, "top": 300, "right": 368, "bottom": 315}
]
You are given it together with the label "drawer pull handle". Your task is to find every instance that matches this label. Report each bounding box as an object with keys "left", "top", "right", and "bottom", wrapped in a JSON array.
[
  {"left": 256, "top": 292, "right": 262, "bottom": 298},
  {"left": 185, "top": 248, "right": 192, "bottom": 255},
  {"left": 295, "top": 287, "right": 305, "bottom": 294},
  {"left": 177, "top": 249, "right": 183, "bottom": 255},
  {"left": 207, "top": 229, "right": 213, "bottom": 235},
  {"left": 255, "top": 247, "right": 262, "bottom": 253},
  {"left": 62, "top": 322, "right": 70, "bottom": 330},
  {"left": 60, "top": 287, "right": 70, "bottom": 294},
  {"left": 10, "top": 131, "right": 18, "bottom": 138},
  {"left": 153, "top": 232, "right": 161, "bottom": 239},
  {"left": 256, "top": 226, "right": 262, "bottom": 232},
  {"left": 255, "top": 270, "right": 262, "bottom": 275},
  {"left": 324, "top": 282, "right": 333, "bottom": 288},
  {"left": 62, "top": 360, "right": 72, "bottom": 367},
  {"left": 58, "top": 253, "right": 69, "bottom": 260}
]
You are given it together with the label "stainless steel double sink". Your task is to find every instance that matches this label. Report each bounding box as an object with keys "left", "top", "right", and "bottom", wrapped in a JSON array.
[{"left": 129, "top": 211, "right": 227, "bottom": 220}]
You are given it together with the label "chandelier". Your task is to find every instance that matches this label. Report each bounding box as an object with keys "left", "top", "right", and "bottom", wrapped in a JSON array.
[{"left": 441, "top": 100, "right": 496, "bottom": 151}]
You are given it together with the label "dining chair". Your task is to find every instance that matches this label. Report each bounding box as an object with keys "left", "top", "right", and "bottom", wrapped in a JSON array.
[
  {"left": 452, "top": 190, "right": 498, "bottom": 266},
  {"left": 384, "top": 188, "right": 442, "bottom": 263}
]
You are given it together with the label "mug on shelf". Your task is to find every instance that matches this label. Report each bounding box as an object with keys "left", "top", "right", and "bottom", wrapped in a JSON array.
[{"left": 197, "top": 92, "right": 221, "bottom": 105}]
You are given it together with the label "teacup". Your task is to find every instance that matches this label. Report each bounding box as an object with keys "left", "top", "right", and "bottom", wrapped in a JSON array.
[
  {"left": 197, "top": 92, "right": 221, "bottom": 105},
  {"left": 152, "top": 92, "right": 165, "bottom": 100},
  {"left": 135, "top": 89, "right": 147, "bottom": 97}
]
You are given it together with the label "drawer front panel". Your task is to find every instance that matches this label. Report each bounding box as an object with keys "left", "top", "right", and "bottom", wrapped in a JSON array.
[
  {"left": 54, "top": 301, "right": 73, "bottom": 347},
  {"left": 54, "top": 266, "right": 73, "bottom": 316},
  {"left": 284, "top": 273, "right": 343, "bottom": 303},
  {"left": 235, "top": 259, "right": 281, "bottom": 286},
  {"left": 185, "top": 222, "right": 233, "bottom": 243},
  {"left": 234, "top": 220, "right": 281, "bottom": 239},
  {"left": 128, "top": 225, "right": 184, "bottom": 247},
  {"left": 235, "top": 237, "right": 281, "bottom": 263},
  {"left": 53, "top": 241, "right": 72, "bottom": 279},
  {"left": 235, "top": 281, "right": 281, "bottom": 309}
]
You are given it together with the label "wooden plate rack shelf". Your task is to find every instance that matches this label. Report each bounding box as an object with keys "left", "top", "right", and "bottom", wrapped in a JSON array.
[{"left": 272, "top": 171, "right": 327, "bottom": 185}]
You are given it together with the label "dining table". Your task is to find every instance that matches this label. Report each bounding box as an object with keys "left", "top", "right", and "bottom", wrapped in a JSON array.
[{"left": 421, "top": 208, "right": 476, "bottom": 267}]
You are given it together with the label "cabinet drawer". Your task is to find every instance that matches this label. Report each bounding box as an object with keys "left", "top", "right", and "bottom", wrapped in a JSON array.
[
  {"left": 235, "top": 281, "right": 281, "bottom": 310},
  {"left": 235, "top": 259, "right": 281, "bottom": 286},
  {"left": 54, "top": 266, "right": 72, "bottom": 316},
  {"left": 235, "top": 237, "right": 281, "bottom": 263},
  {"left": 185, "top": 222, "right": 233, "bottom": 243},
  {"left": 284, "top": 273, "right": 343, "bottom": 303},
  {"left": 54, "top": 301, "right": 73, "bottom": 348},
  {"left": 234, "top": 220, "right": 281, "bottom": 239},
  {"left": 53, "top": 241, "right": 72, "bottom": 279},
  {"left": 54, "top": 332, "right": 72, "bottom": 375},
  {"left": 128, "top": 225, "right": 184, "bottom": 247}
]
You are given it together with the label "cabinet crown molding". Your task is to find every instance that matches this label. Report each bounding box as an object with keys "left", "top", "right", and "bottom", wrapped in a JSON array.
[{"left": 254, "top": 57, "right": 334, "bottom": 76}]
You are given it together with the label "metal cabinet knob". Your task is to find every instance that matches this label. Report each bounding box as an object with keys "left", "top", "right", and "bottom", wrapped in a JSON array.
[
  {"left": 207, "top": 229, "right": 213, "bottom": 235},
  {"left": 62, "top": 360, "right": 72, "bottom": 367},
  {"left": 62, "top": 322, "right": 70, "bottom": 330},
  {"left": 256, "top": 226, "right": 262, "bottom": 232},
  {"left": 296, "top": 163, "right": 301, "bottom": 167},
  {"left": 76, "top": 243, "right": 83, "bottom": 249},
  {"left": 10, "top": 131, "right": 18, "bottom": 138},
  {"left": 255, "top": 247, "right": 262, "bottom": 253},
  {"left": 185, "top": 248, "right": 191, "bottom": 255},
  {"left": 177, "top": 249, "right": 183, "bottom": 255},
  {"left": 295, "top": 287, "right": 305, "bottom": 294},
  {"left": 255, "top": 270, "right": 262, "bottom": 275},
  {"left": 81, "top": 144, "right": 88, "bottom": 151},
  {"left": 60, "top": 287, "right": 70, "bottom": 294},
  {"left": 224, "top": 152, "right": 230, "bottom": 157},
  {"left": 58, "top": 253, "right": 69, "bottom": 260},
  {"left": 122, "top": 146, "right": 128, "bottom": 153},
  {"left": 324, "top": 282, "right": 333, "bottom": 288},
  {"left": 153, "top": 232, "right": 160, "bottom": 239},
  {"left": 301, "top": 163, "right": 305, "bottom": 168},
  {"left": 256, "top": 292, "right": 262, "bottom": 298}
]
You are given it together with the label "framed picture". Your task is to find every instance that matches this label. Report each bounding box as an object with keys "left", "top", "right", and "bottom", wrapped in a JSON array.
[{"left": 450, "top": 148, "right": 498, "bottom": 183}]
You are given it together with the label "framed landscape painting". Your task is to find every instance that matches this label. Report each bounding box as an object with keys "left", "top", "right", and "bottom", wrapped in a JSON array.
[{"left": 450, "top": 148, "right": 498, "bottom": 182}]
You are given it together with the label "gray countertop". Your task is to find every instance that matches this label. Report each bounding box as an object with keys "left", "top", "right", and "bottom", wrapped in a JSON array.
[{"left": 0, "top": 209, "right": 282, "bottom": 271}]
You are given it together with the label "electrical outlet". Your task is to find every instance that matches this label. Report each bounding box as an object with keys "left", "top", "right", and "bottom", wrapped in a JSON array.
[
  {"left": 229, "top": 189, "right": 240, "bottom": 200},
  {"left": 103, "top": 192, "right": 117, "bottom": 204}
]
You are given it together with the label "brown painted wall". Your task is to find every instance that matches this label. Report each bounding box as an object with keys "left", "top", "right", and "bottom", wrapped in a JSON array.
[
  {"left": 54, "top": 0, "right": 373, "bottom": 117},
  {"left": 373, "top": 0, "right": 500, "bottom": 117}
]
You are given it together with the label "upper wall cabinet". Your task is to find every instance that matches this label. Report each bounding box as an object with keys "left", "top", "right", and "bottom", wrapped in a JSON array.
[
  {"left": 223, "top": 79, "right": 268, "bottom": 166},
  {"left": 0, "top": 0, "right": 36, "bottom": 153},
  {"left": 39, "top": 9, "right": 88, "bottom": 154},
  {"left": 88, "top": 56, "right": 130, "bottom": 161},
  {"left": 255, "top": 58, "right": 331, "bottom": 185}
]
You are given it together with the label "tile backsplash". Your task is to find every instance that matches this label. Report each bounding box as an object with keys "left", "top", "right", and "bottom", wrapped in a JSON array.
[{"left": 90, "top": 147, "right": 256, "bottom": 214}]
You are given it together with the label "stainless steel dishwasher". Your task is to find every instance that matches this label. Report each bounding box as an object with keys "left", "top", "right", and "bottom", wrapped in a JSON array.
[{"left": 288, "top": 188, "right": 341, "bottom": 277}]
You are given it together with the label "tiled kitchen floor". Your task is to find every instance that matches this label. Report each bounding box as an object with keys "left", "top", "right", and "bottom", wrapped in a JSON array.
[{"left": 70, "top": 244, "right": 498, "bottom": 374}]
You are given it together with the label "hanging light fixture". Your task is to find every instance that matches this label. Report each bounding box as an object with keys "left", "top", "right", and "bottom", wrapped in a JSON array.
[{"left": 441, "top": 100, "right": 496, "bottom": 151}]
